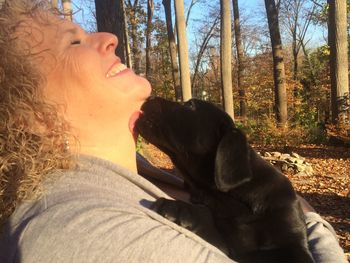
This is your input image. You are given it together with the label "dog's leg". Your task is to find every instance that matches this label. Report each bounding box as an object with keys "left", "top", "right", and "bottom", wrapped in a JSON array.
[{"left": 151, "top": 198, "right": 229, "bottom": 255}]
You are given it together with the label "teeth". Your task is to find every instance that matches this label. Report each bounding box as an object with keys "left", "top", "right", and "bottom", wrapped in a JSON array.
[{"left": 106, "top": 63, "right": 127, "bottom": 77}]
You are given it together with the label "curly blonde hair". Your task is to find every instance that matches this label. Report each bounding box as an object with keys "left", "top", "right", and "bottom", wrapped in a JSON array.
[{"left": 0, "top": 0, "right": 74, "bottom": 227}]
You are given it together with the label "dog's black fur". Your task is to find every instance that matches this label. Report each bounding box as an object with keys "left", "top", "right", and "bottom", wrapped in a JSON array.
[{"left": 135, "top": 97, "right": 314, "bottom": 263}]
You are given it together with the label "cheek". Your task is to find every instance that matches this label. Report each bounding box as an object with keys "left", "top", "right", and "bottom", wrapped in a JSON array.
[{"left": 64, "top": 51, "right": 103, "bottom": 85}]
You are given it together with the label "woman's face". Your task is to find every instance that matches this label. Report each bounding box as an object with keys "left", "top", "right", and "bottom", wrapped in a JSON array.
[{"left": 24, "top": 15, "right": 151, "bottom": 139}]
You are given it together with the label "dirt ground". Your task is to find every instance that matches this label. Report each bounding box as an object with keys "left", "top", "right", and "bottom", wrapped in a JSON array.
[{"left": 141, "top": 143, "right": 350, "bottom": 260}]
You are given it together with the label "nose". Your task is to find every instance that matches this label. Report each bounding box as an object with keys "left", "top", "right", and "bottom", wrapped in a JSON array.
[{"left": 90, "top": 32, "right": 118, "bottom": 55}]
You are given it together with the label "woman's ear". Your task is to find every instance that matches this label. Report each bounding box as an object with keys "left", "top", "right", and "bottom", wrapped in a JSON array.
[{"left": 214, "top": 129, "right": 252, "bottom": 192}]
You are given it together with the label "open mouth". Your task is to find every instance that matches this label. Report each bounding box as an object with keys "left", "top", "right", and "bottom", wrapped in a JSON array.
[{"left": 106, "top": 60, "right": 128, "bottom": 78}]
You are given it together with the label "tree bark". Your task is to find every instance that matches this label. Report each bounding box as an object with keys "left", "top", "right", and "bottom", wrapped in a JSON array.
[
  {"left": 174, "top": 0, "right": 192, "bottom": 101},
  {"left": 163, "top": 0, "right": 182, "bottom": 101},
  {"left": 300, "top": 41, "right": 317, "bottom": 87},
  {"left": 232, "top": 0, "right": 246, "bottom": 120},
  {"left": 127, "top": 0, "right": 142, "bottom": 74},
  {"left": 146, "top": 0, "right": 154, "bottom": 79},
  {"left": 62, "top": 0, "right": 72, "bottom": 21},
  {"left": 264, "top": 0, "right": 288, "bottom": 127},
  {"left": 292, "top": 18, "right": 298, "bottom": 81},
  {"left": 291, "top": 0, "right": 300, "bottom": 81},
  {"left": 328, "top": 0, "right": 349, "bottom": 124},
  {"left": 220, "top": 0, "right": 234, "bottom": 119},
  {"left": 121, "top": 0, "right": 132, "bottom": 69},
  {"left": 51, "top": 0, "right": 59, "bottom": 9},
  {"left": 209, "top": 47, "right": 221, "bottom": 89},
  {"left": 94, "top": 0, "right": 126, "bottom": 63}
]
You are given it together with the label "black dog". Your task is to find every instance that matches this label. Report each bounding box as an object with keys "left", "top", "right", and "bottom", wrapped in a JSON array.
[{"left": 135, "top": 97, "right": 314, "bottom": 263}]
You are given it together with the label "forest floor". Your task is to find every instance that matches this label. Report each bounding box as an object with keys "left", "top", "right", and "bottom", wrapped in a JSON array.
[{"left": 141, "top": 143, "right": 350, "bottom": 260}]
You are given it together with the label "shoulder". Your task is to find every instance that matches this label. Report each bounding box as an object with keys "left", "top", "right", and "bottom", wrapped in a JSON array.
[
  {"left": 1, "top": 157, "right": 234, "bottom": 263},
  {"left": 305, "top": 212, "right": 348, "bottom": 263},
  {"left": 5, "top": 190, "right": 232, "bottom": 263}
]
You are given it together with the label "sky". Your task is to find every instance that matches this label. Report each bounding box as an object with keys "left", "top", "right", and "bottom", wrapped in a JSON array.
[{"left": 71, "top": 0, "right": 327, "bottom": 52}]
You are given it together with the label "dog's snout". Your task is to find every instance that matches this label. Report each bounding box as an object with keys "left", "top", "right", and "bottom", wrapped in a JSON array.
[{"left": 141, "top": 96, "right": 164, "bottom": 113}]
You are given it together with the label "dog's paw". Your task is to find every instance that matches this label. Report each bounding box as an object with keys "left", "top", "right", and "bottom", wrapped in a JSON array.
[
  {"left": 151, "top": 198, "right": 200, "bottom": 230},
  {"left": 151, "top": 198, "right": 229, "bottom": 255}
]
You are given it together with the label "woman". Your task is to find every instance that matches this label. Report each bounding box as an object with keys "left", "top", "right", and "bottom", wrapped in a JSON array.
[{"left": 0, "top": 1, "right": 347, "bottom": 262}]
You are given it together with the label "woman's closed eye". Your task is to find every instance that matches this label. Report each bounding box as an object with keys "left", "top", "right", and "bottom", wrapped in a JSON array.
[{"left": 70, "top": 40, "right": 81, "bottom": 45}]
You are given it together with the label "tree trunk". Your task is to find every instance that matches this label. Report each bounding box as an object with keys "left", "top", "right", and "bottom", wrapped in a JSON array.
[
  {"left": 282, "top": 0, "right": 316, "bottom": 82},
  {"left": 121, "top": 0, "right": 132, "bottom": 69},
  {"left": 62, "top": 0, "right": 72, "bottom": 21},
  {"left": 192, "top": 16, "right": 219, "bottom": 92},
  {"left": 146, "top": 0, "right": 154, "bottom": 79},
  {"left": 232, "top": 0, "right": 246, "bottom": 121},
  {"left": 292, "top": 27, "right": 298, "bottom": 80},
  {"left": 301, "top": 41, "right": 317, "bottom": 87},
  {"left": 185, "top": 0, "right": 199, "bottom": 27},
  {"left": 127, "top": 0, "right": 142, "bottom": 74},
  {"left": 174, "top": 0, "right": 192, "bottom": 101},
  {"left": 220, "top": 0, "right": 234, "bottom": 119},
  {"left": 328, "top": 0, "right": 349, "bottom": 124},
  {"left": 291, "top": 0, "right": 300, "bottom": 81},
  {"left": 163, "top": 0, "right": 181, "bottom": 101},
  {"left": 209, "top": 47, "right": 221, "bottom": 89},
  {"left": 94, "top": 0, "right": 126, "bottom": 63},
  {"left": 264, "top": 0, "right": 288, "bottom": 127},
  {"left": 51, "top": 0, "right": 59, "bottom": 9}
]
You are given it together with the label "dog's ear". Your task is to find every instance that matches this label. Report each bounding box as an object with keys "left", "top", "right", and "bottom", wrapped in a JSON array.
[{"left": 214, "top": 129, "right": 253, "bottom": 192}]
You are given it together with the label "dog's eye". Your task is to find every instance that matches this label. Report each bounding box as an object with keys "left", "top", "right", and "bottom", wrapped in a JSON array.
[{"left": 186, "top": 100, "right": 196, "bottom": 110}]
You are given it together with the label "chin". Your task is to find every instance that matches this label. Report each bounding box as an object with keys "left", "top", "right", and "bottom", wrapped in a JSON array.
[
  {"left": 121, "top": 76, "right": 152, "bottom": 107},
  {"left": 140, "top": 77, "right": 152, "bottom": 92},
  {"left": 138, "top": 76, "right": 152, "bottom": 98}
]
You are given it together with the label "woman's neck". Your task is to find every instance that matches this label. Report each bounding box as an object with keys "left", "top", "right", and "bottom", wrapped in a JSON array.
[
  {"left": 79, "top": 143, "right": 137, "bottom": 172},
  {"left": 71, "top": 126, "right": 138, "bottom": 172}
]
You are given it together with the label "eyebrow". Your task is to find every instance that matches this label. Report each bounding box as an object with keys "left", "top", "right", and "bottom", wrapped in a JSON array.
[{"left": 63, "top": 27, "right": 79, "bottom": 35}]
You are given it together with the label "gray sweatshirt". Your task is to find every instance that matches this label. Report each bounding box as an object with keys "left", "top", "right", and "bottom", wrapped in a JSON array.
[{"left": 0, "top": 155, "right": 347, "bottom": 263}]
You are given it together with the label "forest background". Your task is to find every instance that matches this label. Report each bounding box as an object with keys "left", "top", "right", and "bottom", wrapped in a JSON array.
[{"left": 60, "top": 0, "right": 350, "bottom": 147}]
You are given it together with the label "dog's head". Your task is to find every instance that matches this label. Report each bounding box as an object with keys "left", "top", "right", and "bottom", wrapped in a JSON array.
[{"left": 135, "top": 97, "right": 252, "bottom": 192}]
